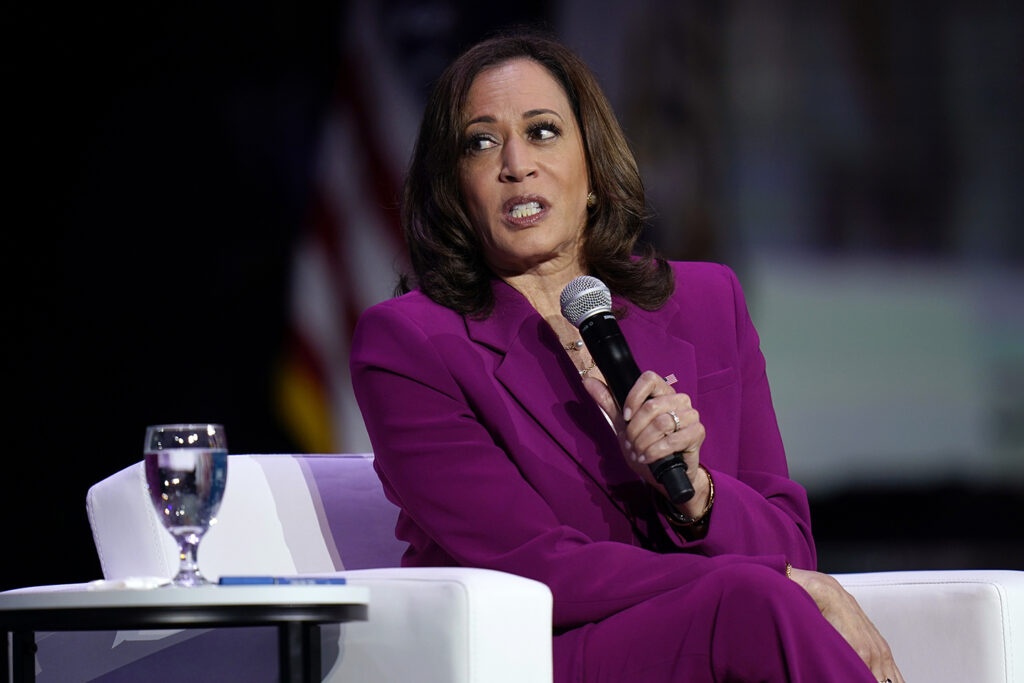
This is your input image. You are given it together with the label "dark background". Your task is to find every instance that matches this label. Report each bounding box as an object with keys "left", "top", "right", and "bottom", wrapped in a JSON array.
[
  {"left": 7, "top": 3, "right": 340, "bottom": 590},
  {"left": 5, "top": 2, "right": 1023, "bottom": 591}
]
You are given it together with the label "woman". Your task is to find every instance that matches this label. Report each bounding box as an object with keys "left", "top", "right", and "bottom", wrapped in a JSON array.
[{"left": 351, "top": 32, "right": 902, "bottom": 683}]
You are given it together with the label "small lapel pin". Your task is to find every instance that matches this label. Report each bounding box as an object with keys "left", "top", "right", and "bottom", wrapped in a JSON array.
[{"left": 664, "top": 373, "right": 677, "bottom": 386}]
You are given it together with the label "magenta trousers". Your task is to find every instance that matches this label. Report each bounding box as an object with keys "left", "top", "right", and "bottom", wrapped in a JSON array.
[{"left": 553, "top": 563, "right": 876, "bottom": 682}]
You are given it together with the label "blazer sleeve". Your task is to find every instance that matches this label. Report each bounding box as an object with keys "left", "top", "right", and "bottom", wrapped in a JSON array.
[
  {"left": 351, "top": 300, "right": 789, "bottom": 629},
  {"left": 663, "top": 264, "right": 817, "bottom": 570}
]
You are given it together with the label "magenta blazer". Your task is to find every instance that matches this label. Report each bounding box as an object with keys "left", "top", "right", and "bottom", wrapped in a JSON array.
[{"left": 350, "top": 261, "right": 816, "bottom": 630}]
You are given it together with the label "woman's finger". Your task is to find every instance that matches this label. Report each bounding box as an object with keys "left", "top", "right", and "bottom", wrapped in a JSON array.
[
  {"left": 621, "top": 370, "right": 674, "bottom": 422},
  {"left": 582, "top": 376, "right": 620, "bottom": 423},
  {"left": 629, "top": 397, "right": 698, "bottom": 456}
]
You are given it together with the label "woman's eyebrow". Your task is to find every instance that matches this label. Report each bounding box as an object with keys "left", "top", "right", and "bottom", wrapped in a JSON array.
[
  {"left": 523, "top": 108, "right": 564, "bottom": 120},
  {"left": 465, "top": 115, "right": 495, "bottom": 127},
  {"left": 465, "top": 108, "right": 565, "bottom": 128}
]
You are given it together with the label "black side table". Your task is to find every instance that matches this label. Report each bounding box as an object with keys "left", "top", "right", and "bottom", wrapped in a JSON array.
[{"left": 0, "top": 583, "right": 369, "bottom": 683}]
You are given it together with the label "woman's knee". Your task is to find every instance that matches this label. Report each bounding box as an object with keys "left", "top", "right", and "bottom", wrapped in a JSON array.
[
  {"left": 701, "top": 562, "right": 791, "bottom": 594},
  {"left": 692, "top": 562, "right": 814, "bottom": 623}
]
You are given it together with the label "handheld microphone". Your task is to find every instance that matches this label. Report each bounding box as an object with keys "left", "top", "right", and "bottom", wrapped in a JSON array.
[{"left": 560, "top": 275, "right": 695, "bottom": 503}]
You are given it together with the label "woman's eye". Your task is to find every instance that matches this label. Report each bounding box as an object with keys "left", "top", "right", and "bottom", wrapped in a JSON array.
[
  {"left": 528, "top": 121, "right": 561, "bottom": 141},
  {"left": 466, "top": 135, "right": 497, "bottom": 152}
]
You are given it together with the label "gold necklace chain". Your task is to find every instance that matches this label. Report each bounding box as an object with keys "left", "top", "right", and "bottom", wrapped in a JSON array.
[{"left": 560, "top": 338, "right": 594, "bottom": 375}]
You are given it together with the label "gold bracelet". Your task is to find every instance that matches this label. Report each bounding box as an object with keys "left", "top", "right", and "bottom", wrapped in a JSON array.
[
  {"left": 785, "top": 561, "right": 793, "bottom": 579},
  {"left": 660, "top": 464, "right": 714, "bottom": 528}
]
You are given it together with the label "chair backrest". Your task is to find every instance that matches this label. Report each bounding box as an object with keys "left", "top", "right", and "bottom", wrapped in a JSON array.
[{"left": 87, "top": 454, "right": 405, "bottom": 581}]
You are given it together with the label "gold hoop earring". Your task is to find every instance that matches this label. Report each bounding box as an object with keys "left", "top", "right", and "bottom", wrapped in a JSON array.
[{"left": 586, "top": 191, "right": 596, "bottom": 207}]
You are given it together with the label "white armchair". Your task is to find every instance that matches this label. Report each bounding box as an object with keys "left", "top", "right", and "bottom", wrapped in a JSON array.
[
  {"left": 835, "top": 569, "right": 1024, "bottom": 682},
  {"left": 78, "top": 454, "right": 552, "bottom": 683},
  {"left": 19, "top": 453, "right": 1024, "bottom": 682}
]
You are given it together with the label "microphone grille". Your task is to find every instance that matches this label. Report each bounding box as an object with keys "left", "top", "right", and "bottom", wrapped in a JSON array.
[{"left": 560, "top": 275, "right": 612, "bottom": 327}]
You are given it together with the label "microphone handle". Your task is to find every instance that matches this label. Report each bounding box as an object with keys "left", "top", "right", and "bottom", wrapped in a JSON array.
[{"left": 580, "top": 314, "right": 696, "bottom": 503}]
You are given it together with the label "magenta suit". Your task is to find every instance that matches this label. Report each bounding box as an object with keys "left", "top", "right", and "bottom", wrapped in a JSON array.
[{"left": 351, "top": 261, "right": 875, "bottom": 681}]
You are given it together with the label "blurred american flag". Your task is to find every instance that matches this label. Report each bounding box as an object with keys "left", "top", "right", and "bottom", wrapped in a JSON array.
[{"left": 276, "top": 1, "right": 437, "bottom": 453}]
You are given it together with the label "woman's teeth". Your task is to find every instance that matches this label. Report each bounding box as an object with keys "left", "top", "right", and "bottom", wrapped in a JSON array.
[{"left": 510, "top": 201, "right": 542, "bottom": 218}]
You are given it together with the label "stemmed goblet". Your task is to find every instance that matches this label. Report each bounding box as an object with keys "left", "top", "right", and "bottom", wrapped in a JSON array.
[{"left": 144, "top": 424, "right": 228, "bottom": 587}]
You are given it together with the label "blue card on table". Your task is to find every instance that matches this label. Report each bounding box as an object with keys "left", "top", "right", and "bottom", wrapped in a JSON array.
[{"left": 218, "top": 576, "right": 347, "bottom": 585}]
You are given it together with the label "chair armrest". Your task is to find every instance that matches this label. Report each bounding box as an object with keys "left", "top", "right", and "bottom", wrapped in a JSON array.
[
  {"left": 10, "top": 569, "right": 553, "bottom": 683},
  {"left": 834, "top": 570, "right": 1024, "bottom": 683},
  {"left": 332, "top": 567, "right": 553, "bottom": 683}
]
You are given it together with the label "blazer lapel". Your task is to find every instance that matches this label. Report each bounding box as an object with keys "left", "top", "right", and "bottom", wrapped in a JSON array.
[{"left": 467, "top": 281, "right": 635, "bottom": 497}]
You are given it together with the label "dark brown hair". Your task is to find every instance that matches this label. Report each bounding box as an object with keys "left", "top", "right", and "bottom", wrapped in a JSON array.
[{"left": 399, "top": 30, "right": 673, "bottom": 317}]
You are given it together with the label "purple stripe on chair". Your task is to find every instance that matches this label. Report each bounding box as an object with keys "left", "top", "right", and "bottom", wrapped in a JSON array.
[{"left": 299, "top": 455, "right": 405, "bottom": 570}]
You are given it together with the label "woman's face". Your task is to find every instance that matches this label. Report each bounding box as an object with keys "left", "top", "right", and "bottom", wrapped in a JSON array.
[{"left": 458, "top": 58, "right": 590, "bottom": 278}]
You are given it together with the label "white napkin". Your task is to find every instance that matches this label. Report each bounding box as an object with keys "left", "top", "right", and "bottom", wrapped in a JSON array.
[{"left": 87, "top": 576, "right": 171, "bottom": 590}]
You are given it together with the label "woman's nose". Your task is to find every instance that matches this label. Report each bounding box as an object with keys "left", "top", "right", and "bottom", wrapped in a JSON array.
[{"left": 500, "top": 137, "right": 537, "bottom": 182}]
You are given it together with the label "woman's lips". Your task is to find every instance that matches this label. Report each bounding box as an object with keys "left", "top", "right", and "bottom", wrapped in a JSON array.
[{"left": 503, "top": 195, "right": 549, "bottom": 226}]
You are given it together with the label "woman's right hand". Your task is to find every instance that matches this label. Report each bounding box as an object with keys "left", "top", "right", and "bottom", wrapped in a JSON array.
[
  {"left": 581, "top": 371, "right": 710, "bottom": 520},
  {"left": 789, "top": 568, "right": 905, "bottom": 683}
]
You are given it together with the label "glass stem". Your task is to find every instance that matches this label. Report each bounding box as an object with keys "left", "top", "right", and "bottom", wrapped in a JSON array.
[{"left": 176, "top": 531, "right": 203, "bottom": 580}]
